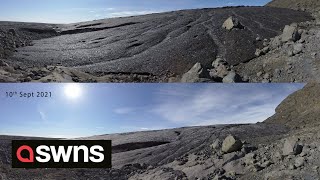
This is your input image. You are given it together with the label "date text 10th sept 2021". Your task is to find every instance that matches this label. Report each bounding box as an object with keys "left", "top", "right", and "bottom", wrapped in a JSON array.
[{"left": 6, "top": 91, "right": 52, "bottom": 98}]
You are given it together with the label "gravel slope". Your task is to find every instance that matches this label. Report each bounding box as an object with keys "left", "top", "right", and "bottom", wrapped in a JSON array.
[{"left": 5, "top": 7, "right": 312, "bottom": 77}]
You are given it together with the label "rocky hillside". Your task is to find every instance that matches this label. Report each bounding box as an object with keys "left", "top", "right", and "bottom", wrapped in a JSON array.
[
  {"left": 0, "top": 124, "right": 289, "bottom": 180},
  {"left": 0, "top": 6, "right": 312, "bottom": 82},
  {"left": 265, "top": 83, "right": 320, "bottom": 128},
  {"left": 266, "top": 0, "right": 320, "bottom": 12}
]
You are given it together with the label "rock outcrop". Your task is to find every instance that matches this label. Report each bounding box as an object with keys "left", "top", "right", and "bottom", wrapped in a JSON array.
[
  {"left": 180, "top": 63, "right": 211, "bottom": 83},
  {"left": 264, "top": 83, "right": 320, "bottom": 128},
  {"left": 266, "top": 0, "right": 320, "bottom": 13}
]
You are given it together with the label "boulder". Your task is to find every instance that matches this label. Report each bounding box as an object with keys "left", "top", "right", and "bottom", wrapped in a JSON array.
[
  {"left": 212, "top": 57, "right": 228, "bottom": 68},
  {"left": 293, "top": 43, "right": 303, "bottom": 54},
  {"left": 281, "top": 25, "right": 300, "bottom": 42},
  {"left": 270, "top": 36, "right": 282, "bottom": 49},
  {"left": 294, "top": 157, "right": 305, "bottom": 168},
  {"left": 211, "top": 139, "right": 222, "bottom": 151},
  {"left": 244, "top": 153, "right": 257, "bottom": 165},
  {"left": 282, "top": 138, "right": 303, "bottom": 156},
  {"left": 255, "top": 49, "right": 263, "bottom": 57},
  {"left": 209, "top": 65, "right": 229, "bottom": 80},
  {"left": 222, "top": 135, "right": 243, "bottom": 153},
  {"left": 222, "top": 71, "right": 242, "bottom": 83},
  {"left": 181, "top": 63, "right": 210, "bottom": 83},
  {"left": 222, "top": 151, "right": 245, "bottom": 166},
  {"left": 262, "top": 46, "right": 270, "bottom": 54},
  {"left": 222, "top": 16, "right": 243, "bottom": 30},
  {"left": 210, "top": 58, "right": 230, "bottom": 81}
]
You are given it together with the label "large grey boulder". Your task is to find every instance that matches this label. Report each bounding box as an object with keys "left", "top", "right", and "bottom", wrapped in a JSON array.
[
  {"left": 181, "top": 63, "right": 210, "bottom": 83},
  {"left": 281, "top": 25, "right": 300, "bottom": 42},
  {"left": 222, "top": 71, "right": 242, "bottom": 83},
  {"left": 222, "top": 16, "right": 243, "bottom": 30},
  {"left": 282, "top": 138, "right": 303, "bottom": 156},
  {"left": 222, "top": 135, "right": 243, "bottom": 153}
]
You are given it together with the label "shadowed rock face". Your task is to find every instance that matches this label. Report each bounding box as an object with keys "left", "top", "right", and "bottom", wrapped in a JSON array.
[
  {"left": 264, "top": 83, "right": 320, "bottom": 128},
  {"left": 6, "top": 7, "right": 312, "bottom": 77}
]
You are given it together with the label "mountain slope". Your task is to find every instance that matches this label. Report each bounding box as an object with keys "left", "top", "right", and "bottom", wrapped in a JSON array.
[
  {"left": 265, "top": 83, "right": 320, "bottom": 128},
  {"left": 266, "top": 0, "right": 320, "bottom": 12},
  {"left": 0, "top": 124, "right": 289, "bottom": 179},
  {"left": 3, "top": 7, "right": 312, "bottom": 78}
]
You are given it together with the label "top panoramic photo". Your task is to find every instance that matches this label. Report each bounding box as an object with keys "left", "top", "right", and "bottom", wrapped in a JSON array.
[{"left": 0, "top": 0, "right": 319, "bottom": 83}]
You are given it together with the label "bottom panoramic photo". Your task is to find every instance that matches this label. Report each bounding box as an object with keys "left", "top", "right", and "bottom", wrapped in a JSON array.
[{"left": 0, "top": 83, "right": 320, "bottom": 180}]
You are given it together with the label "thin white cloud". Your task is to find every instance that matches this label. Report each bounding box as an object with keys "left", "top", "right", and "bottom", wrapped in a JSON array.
[
  {"left": 108, "top": 10, "right": 159, "bottom": 17},
  {"left": 114, "top": 107, "right": 135, "bottom": 115},
  {"left": 150, "top": 84, "right": 302, "bottom": 126},
  {"left": 119, "top": 126, "right": 167, "bottom": 132}
]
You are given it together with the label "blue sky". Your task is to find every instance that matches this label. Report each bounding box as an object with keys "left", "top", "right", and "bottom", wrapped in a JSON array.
[
  {"left": 0, "top": 83, "right": 304, "bottom": 138},
  {"left": 0, "top": 0, "right": 270, "bottom": 23}
]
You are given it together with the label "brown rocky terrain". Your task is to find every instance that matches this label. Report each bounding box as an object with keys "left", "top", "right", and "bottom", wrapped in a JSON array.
[
  {"left": 1, "top": 83, "right": 320, "bottom": 179},
  {"left": 267, "top": 0, "right": 320, "bottom": 13},
  {"left": 265, "top": 83, "right": 320, "bottom": 128}
]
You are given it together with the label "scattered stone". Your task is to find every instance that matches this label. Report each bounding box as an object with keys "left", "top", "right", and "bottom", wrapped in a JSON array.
[
  {"left": 262, "top": 47, "right": 270, "bottom": 54},
  {"left": 274, "top": 69, "right": 281, "bottom": 77},
  {"left": 293, "top": 43, "right": 303, "bottom": 54},
  {"left": 212, "top": 58, "right": 228, "bottom": 68},
  {"left": 222, "top": 16, "right": 243, "bottom": 30},
  {"left": 263, "top": 73, "right": 270, "bottom": 80},
  {"left": 294, "top": 157, "right": 305, "bottom": 168},
  {"left": 211, "top": 139, "right": 222, "bottom": 151},
  {"left": 260, "top": 161, "right": 272, "bottom": 168},
  {"left": 222, "top": 135, "right": 243, "bottom": 154},
  {"left": 241, "top": 144, "right": 257, "bottom": 154},
  {"left": 248, "top": 164, "right": 264, "bottom": 172},
  {"left": 288, "top": 50, "right": 294, "bottom": 57},
  {"left": 289, "top": 164, "right": 296, "bottom": 170},
  {"left": 181, "top": 63, "right": 210, "bottom": 83},
  {"left": 282, "top": 138, "right": 303, "bottom": 156},
  {"left": 222, "top": 71, "right": 242, "bottom": 83},
  {"left": 209, "top": 59, "right": 230, "bottom": 81},
  {"left": 255, "top": 49, "right": 263, "bottom": 57},
  {"left": 270, "top": 36, "right": 282, "bottom": 49},
  {"left": 281, "top": 25, "right": 300, "bottom": 42},
  {"left": 244, "top": 153, "right": 257, "bottom": 165}
]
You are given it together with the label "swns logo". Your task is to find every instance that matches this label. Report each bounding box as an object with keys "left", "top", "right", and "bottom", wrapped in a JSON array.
[{"left": 12, "top": 140, "right": 112, "bottom": 168}]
